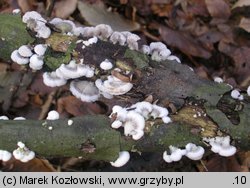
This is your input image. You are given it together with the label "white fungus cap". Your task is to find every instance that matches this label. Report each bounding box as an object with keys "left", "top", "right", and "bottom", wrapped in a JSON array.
[
  {"left": 141, "top": 45, "right": 151, "bottom": 55},
  {"left": 35, "top": 24, "right": 51, "bottom": 39},
  {"left": 46, "top": 110, "right": 60, "bottom": 120},
  {"left": 152, "top": 49, "right": 171, "bottom": 62},
  {"left": 213, "top": 76, "right": 224, "bottom": 83},
  {"left": 0, "top": 150, "right": 12, "bottom": 162},
  {"left": 22, "top": 11, "right": 46, "bottom": 23},
  {"left": 111, "top": 120, "right": 123, "bottom": 129},
  {"left": 68, "top": 119, "right": 73, "bottom": 126},
  {"left": 109, "top": 31, "right": 126, "bottom": 46},
  {"left": 12, "top": 9, "right": 21, "bottom": 14},
  {"left": 95, "top": 76, "right": 133, "bottom": 96},
  {"left": 18, "top": 45, "right": 33, "bottom": 57},
  {"left": 163, "top": 146, "right": 186, "bottom": 163},
  {"left": 110, "top": 151, "right": 130, "bottom": 167},
  {"left": 123, "top": 111, "right": 145, "bottom": 140},
  {"left": 247, "top": 85, "right": 250, "bottom": 96},
  {"left": 185, "top": 143, "right": 205, "bottom": 160},
  {"left": 11, "top": 50, "right": 29, "bottom": 65},
  {"left": 131, "top": 101, "right": 153, "bottom": 119},
  {"left": 121, "top": 32, "right": 140, "bottom": 50},
  {"left": 110, "top": 105, "right": 128, "bottom": 122},
  {"left": 150, "top": 42, "right": 167, "bottom": 51},
  {"left": 0, "top": 116, "right": 9, "bottom": 120},
  {"left": 82, "top": 36, "right": 98, "bottom": 46},
  {"left": 29, "top": 54, "right": 44, "bottom": 70},
  {"left": 13, "top": 143, "right": 35, "bottom": 163},
  {"left": 151, "top": 104, "right": 169, "bottom": 119},
  {"left": 50, "top": 19, "right": 75, "bottom": 33},
  {"left": 100, "top": 59, "right": 113, "bottom": 70},
  {"left": 70, "top": 80, "right": 100, "bottom": 102},
  {"left": 167, "top": 55, "right": 181, "bottom": 63},
  {"left": 162, "top": 116, "right": 172, "bottom": 124},
  {"left": 94, "top": 24, "right": 113, "bottom": 40},
  {"left": 43, "top": 72, "right": 67, "bottom": 87},
  {"left": 13, "top": 117, "right": 26, "bottom": 120},
  {"left": 34, "top": 44, "right": 47, "bottom": 56},
  {"left": 231, "top": 89, "right": 244, "bottom": 100},
  {"left": 205, "top": 136, "right": 237, "bottom": 157}
]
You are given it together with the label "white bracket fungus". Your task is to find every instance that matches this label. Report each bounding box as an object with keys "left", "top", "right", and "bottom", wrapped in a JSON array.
[
  {"left": 247, "top": 85, "right": 250, "bottom": 96},
  {"left": 0, "top": 115, "right": 9, "bottom": 120},
  {"left": 43, "top": 72, "right": 67, "bottom": 87},
  {"left": 185, "top": 143, "right": 205, "bottom": 160},
  {"left": 94, "top": 24, "right": 113, "bottom": 40},
  {"left": 0, "top": 150, "right": 12, "bottom": 162},
  {"left": 11, "top": 50, "right": 30, "bottom": 65},
  {"left": 34, "top": 44, "right": 47, "bottom": 56},
  {"left": 95, "top": 75, "right": 133, "bottom": 96},
  {"left": 110, "top": 31, "right": 126, "bottom": 46},
  {"left": 163, "top": 146, "right": 186, "bottom": 163},
  {"left": 46, "top": 110, "right": 60, "bottom": 120},
  {"left": 213, "top": 76, "right": 224, "bottom": 83},
  {"left": 100, "top": 59, "right": 113, "bottom": 70},
  {"left": 70, "top": 80, "right": 100, "bottom": 102},
  {"left": 13, "top": 142, "right": 35, "bottom": 163},
  {"left": 13, "top": 117, "right": 26, "bottom": 120},
  {"left": 110, "top": 151, "right": 130, "bottom": 167},
  {"left": 29, "top": 54, "right": 44, "bottom": 70},
  {"left": 18, "top": 45, "right": 33, "bottom": 57},
  {"left": 204, "top": 136, "right": 237, "bottom": 157}
]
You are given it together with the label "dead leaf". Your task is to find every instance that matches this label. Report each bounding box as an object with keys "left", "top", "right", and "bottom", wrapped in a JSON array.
[
  {"left": 17, "top": 0, "right": 36, "bottom": 13},
  {"left": 54, "top": 0, "right": 78, "bottom": 19},
  {"left": 77, "top": 1, "right": 140, "bottom": 31},
  {"left": 238, "top": 17, "right": 250, "bottom": 33},
  {"left": 1, "top": 158, "right": 56, "bottom": 172},
  {"left": 57, "top": 96, "right": 106, "bottom": 116},
  {"left": 158, "top": 25, "right": 211, "bottom": 58},
  {"left": 205, "top": 0, "right": 231, "bottom": 20},
  {"left": 232, "top": 0, "right": 250, "bottom": 9},
  {"left": 219, "top": 41, "right": 250, "bottom": 84}
]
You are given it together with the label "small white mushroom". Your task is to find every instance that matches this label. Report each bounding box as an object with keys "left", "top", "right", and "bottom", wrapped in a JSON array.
[
  {"left": 34, "top": 44, "right": 47, "bottom": 56},
  {"left": 231, "top": 89, "right": 243, "bottom": 100},
  {"left": 46, "top": 110, "right": 60, "bottom": 120},
  {"left": 122, "top": 32, "right": 140, "bottom": 50},
  {"left": 94, "top": 24, "right": 113, "bottom": 40},
  {"left": 185, "top": 143, "right": 205, "bottom": 160},
  {"left": 109, "top": 31, "right": 126, "bottom": 46},
  {"left": 12, "top": 9, "right": 21, "bottom": 14},
  {"left": 0, "top": 116, "right": 9, "bottom": 120},
  {"left": 167, "top": 55, "right": 181, "bottom": 63},
  {"left": 70, "top": 80, "right": 100, "bottom": 102},
  {"left": 213, "top": 76, "right": 224, "bottom": 83},
  {"left": 22, "top": 11, "right": 46, "bottom": 23},
  {"left": 13, "top": 117, "right": 26, "bottom": 120},
  {"left": 11, "top": 50, "right": 29, "bottom": 65},
  {"left": 29, "top": 54, "right": 44, "bottom": 70},
  {"left": 18, "top": 45, "right": 33, "bottom": 57},
  {"left": 43, "top": 72, "right": 67, "bottom": 87},
  {"left": 151, "top": 104, "right": 169, "bottom": 119},
  {"left": 163, "top": 146, "right": 186, "bottom": 163},
  {"left": 110, "top": 151, "right": 130, "bottom": 167},
  {"left": 123, "top": 111, "right": 145, "bottom": 140},
  {"left": 247, "top": 85, "right": 250, "bottom": 96},
  {"left": 95, "top": 76, "right": 133, "bottom": 96},
  {"left": 35, "top": 24, "right": 51, "bottom": 39},
  {"left": 0, "top": 150, "right": 12, "bottom": 162},
  {"left": 110, "top": 105, "right": 128, "bottom": 122},
  {"left": 111, "top": 120, "right": 123, "bottom": 129},
  {"left": 67, "top": 119, "right": 73, "bottom": 126},
  {"left": 131, "top": 101, "right": 153, "bottom": 119},
  {"left": 141, "top": 45, "right": 151, "bottom": 55},
  {"left": 100, "top": 59, "right": 113, "bottom": 70},
  {"left": 162, "top": 116, "right": 172, "bottom": 124}
]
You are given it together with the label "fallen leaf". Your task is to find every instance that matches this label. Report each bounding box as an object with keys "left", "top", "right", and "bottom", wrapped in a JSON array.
[
  {"left": 158, "top": 25, "right": 211, "bottom": 58},
  {"left": 219, "top": 41, "right": 250, "bottom": 84},
  {"left": 205, "top": 0, "right": 231, "bottom": 20},
  {"left": 238, "top": 17, "right": 250, "bottom": 33},
  {"left": 54, "top": 0, "right": 78, "bottom": 19},
  {"left": 232, "top": 0, "right": 250, "bottom": 9},
  {"left": 57, "top": 96, "right": 106, "bottom": 116},
  {"left": 17, "top": 0, "right": 35, "bottom": 13},
  {"left": 2, "top": 158, "right": 56, "bottom": 172},
  {"left": 77, "top": 1, "right": 140, "bottom": 31}
]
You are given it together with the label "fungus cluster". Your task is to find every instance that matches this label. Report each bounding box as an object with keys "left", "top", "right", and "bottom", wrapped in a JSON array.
[
  {"left": 11, "top": 44, "right": 47, "bottom": 70},
  {"left": 163, "top": 143, "right": 205, "bottom": 163},
  {"left": 110, "top": 101, "right": 171, "bottom": 140},
  {"left": 203, "top": 136, "right": 237, "bottom": 157},
  {"left": 0, "top": 115, "right": 26, "bottom": 120},
  {"left": 13, "top": 141, "right": 35, "bottom": 163}
]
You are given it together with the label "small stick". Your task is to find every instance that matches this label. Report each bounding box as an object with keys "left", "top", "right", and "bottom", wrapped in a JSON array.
[
  {"left": 38, "top": 90, "right": 57, "bottom": 120},
  {"left": 46, "top": 0, "right": 56, "bottom": 18}
]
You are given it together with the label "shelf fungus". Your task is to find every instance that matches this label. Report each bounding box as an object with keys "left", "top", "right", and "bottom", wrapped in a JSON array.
[
  {"left": 43, "top": 72, "right": 67, "bottom": 87},
  {"left": 110, "top": 151, "right": 130, "bottom": 167},
  {"left": 204, "top": 136, "right": 237, "bottom": 157},
  {"left": 70, "top": 80, "right": 100, "bottom": 102},
  {"left": 13, "top": 141, "right": 35, "bottom": 163},
  {"left": 185, "top": 143, "right": 205, "bottom": 160},
  {"left": 163, "top": 146, "right": 186, "bottom": 163},
  {"left": 0, "top": 150, "right": 12, "bottom": 162}
]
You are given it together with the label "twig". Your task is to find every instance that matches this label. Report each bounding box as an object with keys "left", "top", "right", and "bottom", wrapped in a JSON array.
[
  {"left": 46, "top": 0, "right": 56, "bottom": 18},
  {"left": 38, "top": 90, "right": 57, "bottom": 120}
]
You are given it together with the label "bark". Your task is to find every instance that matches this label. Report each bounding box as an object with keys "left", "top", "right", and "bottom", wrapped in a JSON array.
[{"left": 0, "top": 14, "right": 250, "bottom": 162}]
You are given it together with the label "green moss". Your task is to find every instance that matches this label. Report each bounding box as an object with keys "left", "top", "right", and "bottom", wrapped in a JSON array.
[
  {"left": 0, "top": 14, "right": 34, "bottom": 61},
  {"left": 124, "top": 49, "right": 149, "bottom": 69}
]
